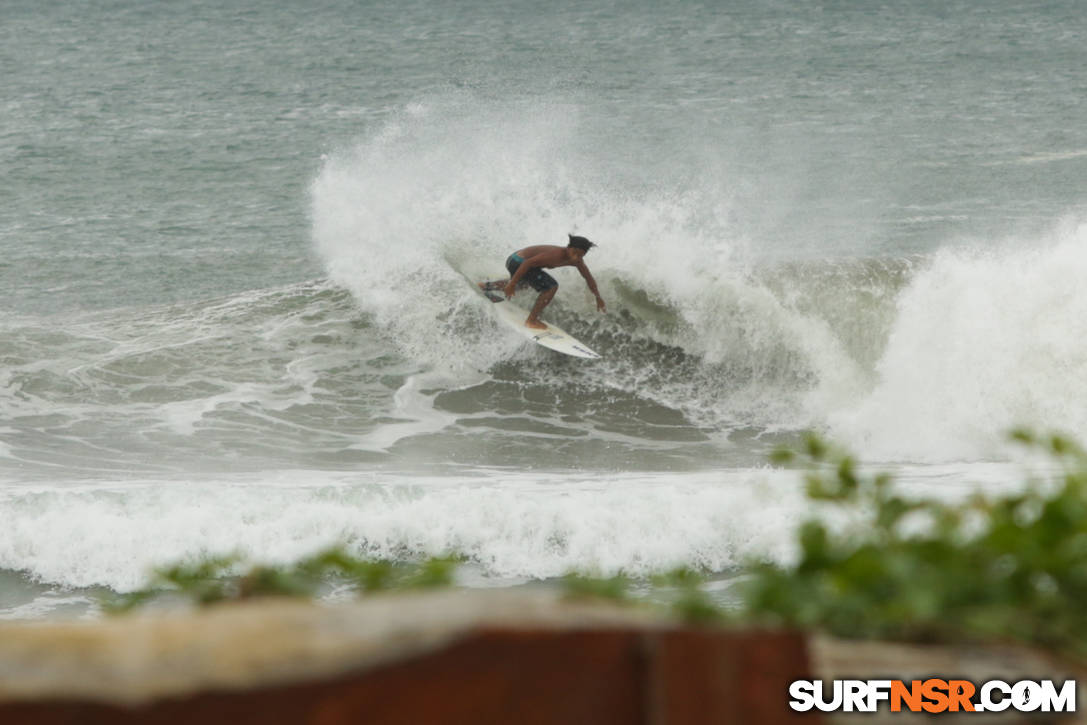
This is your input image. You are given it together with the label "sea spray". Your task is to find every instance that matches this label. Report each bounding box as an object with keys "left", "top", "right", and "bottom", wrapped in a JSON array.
[
  {"left": 309, "top": 96, "right": 873, "bottom": 432},
  {"left": 831, "top": 218, "right": 1087, "bottom": 461}
]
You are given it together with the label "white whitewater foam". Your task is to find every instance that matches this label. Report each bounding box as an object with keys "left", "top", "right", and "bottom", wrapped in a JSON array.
[
  {"left": 831, "top": 218, "right": 1087, "bottom": 461},
  {"left": 0, "top": 469, "right": 805, "bottom": 592}
]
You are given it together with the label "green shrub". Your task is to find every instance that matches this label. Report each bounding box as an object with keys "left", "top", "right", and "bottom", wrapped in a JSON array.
[
  {"left": 104, "top": 547, "right": 460, "bottom": 613},
  {"left": 747, "top": 430, "right": 1087, "bottom": 657}
]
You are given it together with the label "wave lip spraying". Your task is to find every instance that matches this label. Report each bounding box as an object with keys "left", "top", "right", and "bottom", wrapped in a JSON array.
[
  {"left": 831, "top": 219, "right": 1087, "bottom": 462},
  {"left": 309, "top": 94, "right": 881, "bottom": 443}
]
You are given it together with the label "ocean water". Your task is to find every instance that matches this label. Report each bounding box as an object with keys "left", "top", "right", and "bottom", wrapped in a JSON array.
[{"left": 3, "top": 0, "right": 1087, "bottom": 618}]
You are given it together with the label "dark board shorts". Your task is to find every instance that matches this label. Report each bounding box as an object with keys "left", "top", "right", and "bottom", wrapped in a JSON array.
[{"left": 506, "top": 254, "right": 557, "bottom": 292}]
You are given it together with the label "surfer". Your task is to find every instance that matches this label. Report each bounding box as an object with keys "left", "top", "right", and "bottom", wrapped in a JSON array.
[{"left": 481, "top": 235, "right": 607, "bottom": 330}]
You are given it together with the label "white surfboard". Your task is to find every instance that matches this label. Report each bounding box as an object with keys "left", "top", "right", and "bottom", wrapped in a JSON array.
[{"left": 459, "top": 272, "right": 601, "bottom": 359}]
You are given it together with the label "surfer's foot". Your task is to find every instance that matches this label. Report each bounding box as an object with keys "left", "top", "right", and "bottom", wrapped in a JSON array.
[{"left": 525, "top": 318, "right": 548, "bottom": 330}]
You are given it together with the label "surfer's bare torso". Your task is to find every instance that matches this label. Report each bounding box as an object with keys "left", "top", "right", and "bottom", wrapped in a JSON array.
[{"left": 480, "top": 236, "right": 606, "bottom": 330}]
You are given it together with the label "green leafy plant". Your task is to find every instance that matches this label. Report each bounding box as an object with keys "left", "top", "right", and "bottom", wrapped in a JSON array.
[
  {"left": 560, "top": 567, "right": 726, "bottom": 625},
  {"left": 651, "top": 567, "right": 724, "bottom": 624},
  {"left": 561, "top": 572, "right": 632, "bottom": 603},
  {"left": 747, "top": 430, "right": 1087, "bottom": 658},
  {"left": 104, "top": 547, "right": 460, "bottom": 613}
]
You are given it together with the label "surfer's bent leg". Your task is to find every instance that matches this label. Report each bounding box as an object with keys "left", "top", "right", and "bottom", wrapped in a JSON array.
[
  {"left": 526, "top": 287, "right": 556, "bottom": 329},
  {"left": 524, "top": 269, "right": 558, "bottom": 329}
]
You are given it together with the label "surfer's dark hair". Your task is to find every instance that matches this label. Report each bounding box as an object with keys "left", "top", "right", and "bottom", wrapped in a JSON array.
[{"left": 567, "top": 234, "right": 595, "bottom": 252}]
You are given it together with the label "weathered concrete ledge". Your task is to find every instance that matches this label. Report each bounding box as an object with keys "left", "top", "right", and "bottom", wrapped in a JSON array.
[
  {"left": 0, "top": 589, "right": 660, "bottom": 705},
  {"left": 0, "top": 590, "right": 1084, "bottom": 724},
  {"left": 0, "top": 589, "right": 811, "bottom": 724}
]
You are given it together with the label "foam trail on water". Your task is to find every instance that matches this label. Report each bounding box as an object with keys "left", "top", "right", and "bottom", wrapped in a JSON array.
[{"left": 351, "top": 372, "right": 469, "bottom": 452}]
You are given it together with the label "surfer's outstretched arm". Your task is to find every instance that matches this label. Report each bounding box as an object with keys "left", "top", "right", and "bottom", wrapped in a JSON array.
[{"left": 576, "top": 262, "right": 606, "bottom": 312}]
